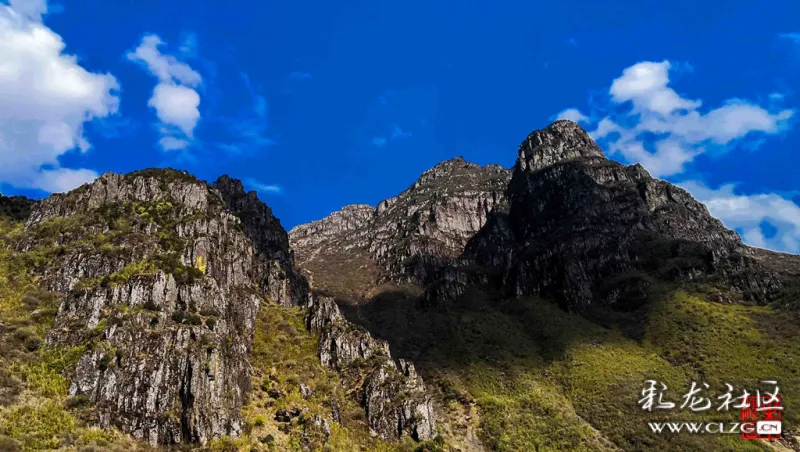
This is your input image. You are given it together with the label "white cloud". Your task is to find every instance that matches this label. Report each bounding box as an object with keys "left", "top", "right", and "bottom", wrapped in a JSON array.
[
  {"left": 9, "top": 0, "right": 47, "bottom": 21},
  {"left": 148, "top": 84, "right": 200, "bottom": 136},
  {"left": 128, "top": 34, "right": 202, "bottom": 150},
  {"left": 390, "top": 124, "right": 412, "bottom": 139},
  {"left": 556, "top": 108, "right": 589, "bottom": 123},
  {"left": 246, "top": 178, "right": 282, "bottom": 195},
  {"left": 33, "top": 167, "right": 99, "bottom": 193},
  {"left": 159, "top": 136, "right": 189, "bottom": 151},
  {"left": 371, "top": 123, "right": 412, "bottom": 147},
  {"left": 0, "top": 0, "right": 118, "bottom": 192},
  {"left": 679, "top": 181, "right": 800, "bottom": 253},
  {"left": 562, "top": 60, "right": 793, "bottom": 177}
]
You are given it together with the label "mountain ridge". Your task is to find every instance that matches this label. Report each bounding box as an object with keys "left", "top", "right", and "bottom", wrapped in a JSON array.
[
  {"left": 0, "top": 168, "right": 439, "bottom": 450},
  {"left": 0, "top": 120, "right": 798, "bottom": 451},
  {"left": 291, "top": 120, "right": 793, "bottom": 311}
]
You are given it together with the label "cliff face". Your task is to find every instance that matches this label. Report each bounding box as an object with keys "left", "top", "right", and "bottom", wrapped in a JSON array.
[
  {"left": 290, "top": 157, "right": 510, "bottom": 300},
  {"left": 17, "top": 169, "right": 307, "bottom": 445},
  {"left": 305, "top": 296, "right": 436, "bottom": 441},
  {"left": 290, "top": 121, "right": 789, "bottom": 313},
  {"left": 0, "top": 169, "right": 438, "bottom": 449},
  {"left": 463, "top": 120, "right": 783, "bottom": 311}
]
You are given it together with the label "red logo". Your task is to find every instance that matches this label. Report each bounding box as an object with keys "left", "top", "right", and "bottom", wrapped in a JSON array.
[{"left": 741, "top": 395, "right": 782, "bottom": 440}]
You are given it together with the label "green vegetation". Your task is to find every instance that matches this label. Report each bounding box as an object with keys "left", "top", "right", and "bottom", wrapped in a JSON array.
[
  {"left": 124, "top": 167, "right": 202, "bottom": 186},
  {"left": 0, "top": 195, "right": 34, "bottom": 222},
  {"left": 346, "top": 282, "right": 796, "bottom": 452},
  {"left": 209, "top": 300, "right": 424, "bottom": 451},
  {"left": 0, "top": 218, "right": 156, "bottom": 451},
  {"left": 0, "top": 401, "right": 77, "bottom": 450}
]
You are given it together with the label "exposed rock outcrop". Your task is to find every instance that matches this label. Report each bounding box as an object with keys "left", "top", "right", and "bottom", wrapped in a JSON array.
[
  {"left": 305, "top": 296, "right": 436, "bottom": 440},
  {"left": 290, "top": 157, "right": 510, "bottom": 299},
  {"left": 463, "top": 120, "right": 783, "bottom": 310},
  {"left": 22, "top": 169, "right": 308, "bottom": 446},
  {"left": 291, "top": 120, "right": 790, "bottom": 312}
]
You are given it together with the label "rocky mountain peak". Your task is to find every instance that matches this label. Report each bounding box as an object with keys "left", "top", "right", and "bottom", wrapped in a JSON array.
[
  {"left": 406, "top": 156, "right": 506, "bottom": 194},
  {"left": 516, "top": 119, "right": 605, "bottom": 173},
  {"left": 27, "top": 168, "right": 218, "bottom": 227},
  {"left": 290, "top": 157, "right": 511, "bottom": 297},
  {"left": 289, "top": 204, "right": 376, "bottom": 250},
  {"left": 5, "top": 169, "right": 317, "bottom": 446}
]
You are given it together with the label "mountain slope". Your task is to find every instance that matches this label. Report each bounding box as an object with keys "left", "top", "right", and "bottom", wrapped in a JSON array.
[
  {"left": 290, "top": 157, "right": 510, "bottom": 302},
  {"left": 289, "top": 120, "right": 800, "bottom": 452},
  {"left": 0, "top": 171, "right": 438, "bottom": 451},
  {"left": 463, "top": 120, "right": 782, "bottom": 311}
]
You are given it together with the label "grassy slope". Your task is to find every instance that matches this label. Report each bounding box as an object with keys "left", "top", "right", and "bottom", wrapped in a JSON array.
[{"left": 347, "top": 283, "right": 799, "bottom": 452}]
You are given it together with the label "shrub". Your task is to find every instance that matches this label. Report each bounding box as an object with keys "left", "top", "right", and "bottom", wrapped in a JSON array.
[
  {"left": 0, "top": 435, "right": 20, "bottom": 452},
  {"left": 24, "top": 336, "right": 42, "bottom": 352},
  {"left": 0, "top": 401, "right": 78, "bottom": 450},
  {"left": 184, "top": 313, "right": 203, "bottom": 326},
  {"left": 12, "top": 362, "right": 68, "bottom": 397},
  {"left": 171, "top": 310, "right": 185, "bottom": 324},
  {"left": 252, "top": 415, "right": 267, "bottom": 427},
  {"left": 195, "top": 256, "right": 207, "bottom": 274},
  {"left": 64, "top": 394, "right": 91, "bottom": 409}
]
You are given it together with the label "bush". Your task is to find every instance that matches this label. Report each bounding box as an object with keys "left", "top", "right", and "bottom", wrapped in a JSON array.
[
  {"left": 64, "top": 394, "right": 92, "bottom": 409},
  {"left": 24, "top": 336, "right": 42, "bottom": 352},
  {"left": 184, "top": 313, "right": 202, "bottom": 326},
  {"left": 171, "top": 310, "right": 185, "bottom": 324},
  {"left": 252, "top": 415, "right": 267, "bottom": 427},
  {"left": 0, "top": 435, "right": 20, "bottom": 452},
  {"left": 0, "top": 401, "right": 78, "bottom": 450}
]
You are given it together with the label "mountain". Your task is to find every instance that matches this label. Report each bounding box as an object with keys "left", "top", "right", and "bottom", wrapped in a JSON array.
[
  {"left": 289, "top": 120, "right": 800, "bottom": 451},
  {"left": 289, "top": 157, "right": 510, "bottom": 302},
  {"left": 0, "top": 120, "right": 798, "bottom": 452},
  {"left": 290, "top": 121, "right": 793, "bottom": 314},
  {"left": 0, "top": 170, "right": 437, "bottom": 451}
]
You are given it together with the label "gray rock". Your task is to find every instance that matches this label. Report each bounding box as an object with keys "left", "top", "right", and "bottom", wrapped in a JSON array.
[
  {"left": 464, "top": 120, "right": 785, "bottom": 310},
  {"left": 23, "top": 168, "right": 310, "bottom": 446},
  {"left": 289, "top": 157, "right": 510, "bottom": 295},
  {"left": 305, "top": 296, "right": 436, "bottom": 441}
]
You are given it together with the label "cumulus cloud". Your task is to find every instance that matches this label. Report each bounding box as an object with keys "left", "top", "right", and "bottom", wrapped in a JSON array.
[
  {"left": 0, "top": 0, "right": 119, "bottom": 192},
  {"left": 9, "top": 0, "right": 47, "bottom": 20},
  {"left": 556, "top": 108, "right": 589, "bottom": 123},
  {"left": 562, "top": 61, "right": 793, "bottom": 177},
  {"left": 679, "top": 181, "right": 800, "bottom": 253},
  {"left": 128, "top": 34, "right": 202, "bottom": 150}
]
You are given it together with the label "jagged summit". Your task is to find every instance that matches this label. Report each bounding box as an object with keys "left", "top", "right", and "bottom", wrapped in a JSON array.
[
  {"left": 292, "top": 119, "right": 793, "bottom": 312},
  {"left": 290, "top": 156, "right": 510, "bottom": 298},
  {"left": 1, "top": 168, "right": 440, "bottom": 448},
  {"left": 516, "top": 119, "right": 605, "bottom": 173},
  {"left": 402, "top": 156, "right": 509, "bottom": 194},
  {"left": 289, "top": 203, "right": 375, "bottom": 251}
]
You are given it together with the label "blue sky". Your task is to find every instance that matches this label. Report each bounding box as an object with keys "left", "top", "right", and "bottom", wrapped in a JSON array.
[{"left": 1, "top": 0, "right": 799, "bottom": 252}]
